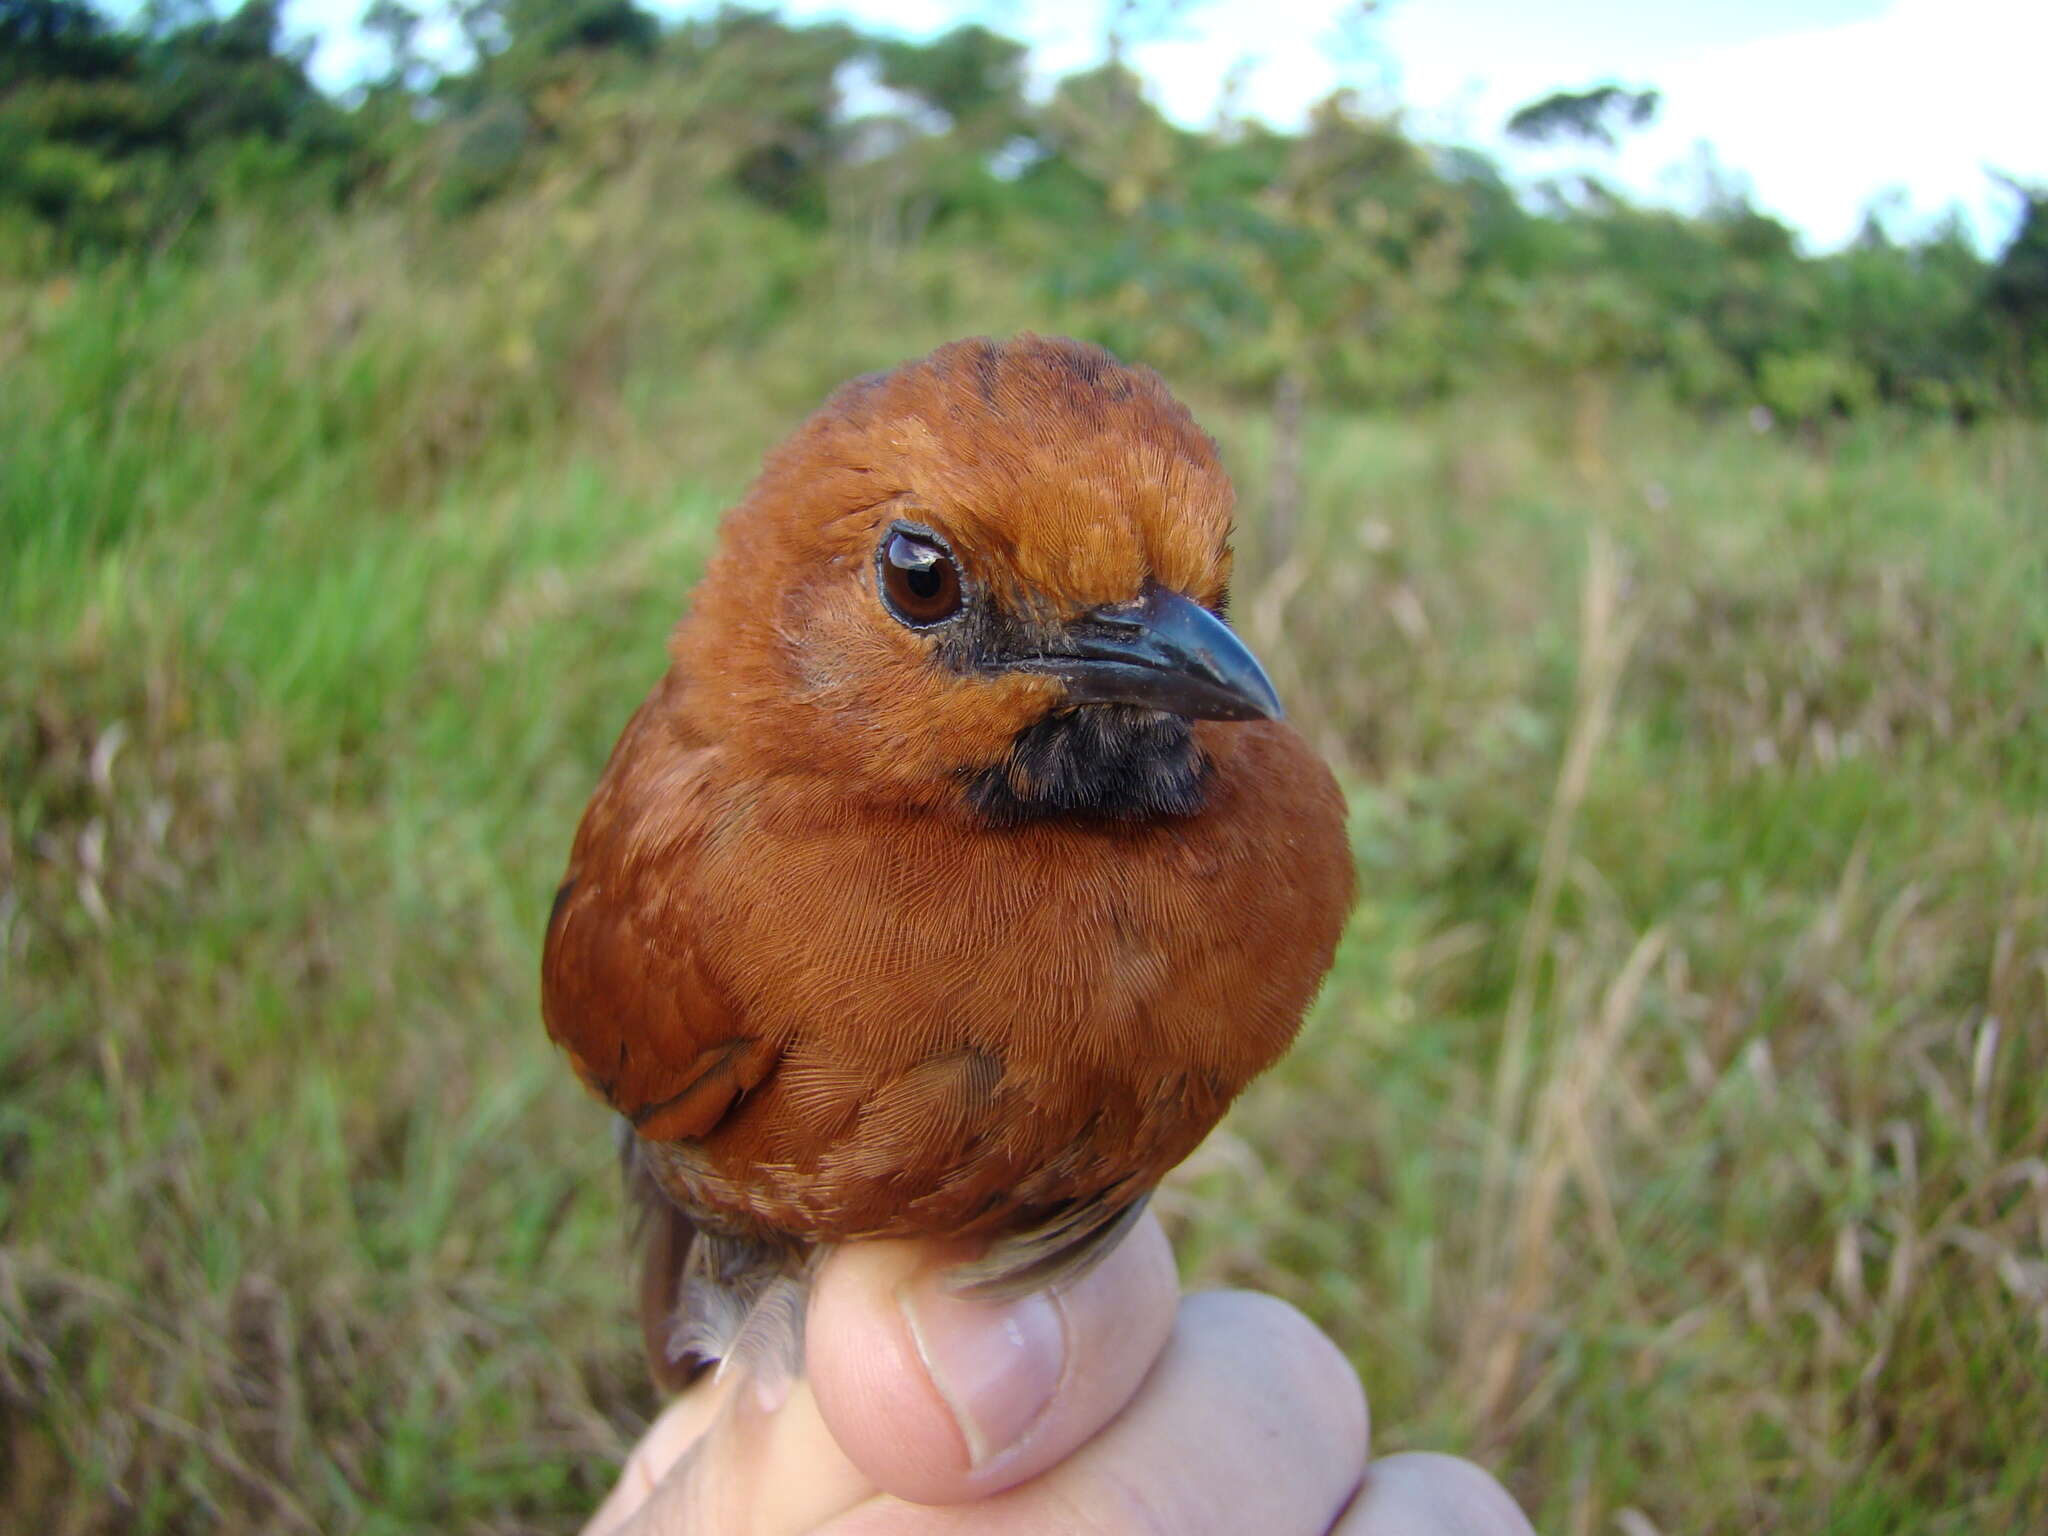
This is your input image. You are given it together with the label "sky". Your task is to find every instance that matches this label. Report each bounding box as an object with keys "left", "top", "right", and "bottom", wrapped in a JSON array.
[{"left": 291, "top": 0, "right": 2048, "bottom": 253}]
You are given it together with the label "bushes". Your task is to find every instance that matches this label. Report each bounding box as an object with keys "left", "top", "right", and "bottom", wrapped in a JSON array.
[{"left": 3, "top": 0, "right": 2041, "bottom": 416}]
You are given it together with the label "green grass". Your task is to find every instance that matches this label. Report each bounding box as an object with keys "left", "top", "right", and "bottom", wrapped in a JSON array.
[{"left": 4, "top": 205, "right": 2046, "bottom": 1533}]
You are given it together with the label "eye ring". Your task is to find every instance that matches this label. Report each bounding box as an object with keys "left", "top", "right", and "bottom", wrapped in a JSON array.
[{"left": 876, "top": 524, "right": 964, "bottom": 628}]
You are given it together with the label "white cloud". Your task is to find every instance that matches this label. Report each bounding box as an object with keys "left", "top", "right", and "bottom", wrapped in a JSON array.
[
  {"left": 1389, "top": 0, "right": 2044, "bottom": 251},
  {"left": 1579, "top": 0, "right": 2041, "bottom": 249}
]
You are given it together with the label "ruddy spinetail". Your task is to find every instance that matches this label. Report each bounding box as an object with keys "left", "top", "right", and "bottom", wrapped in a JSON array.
[{"left": 542, "top": 334, "right": 1354, "bottom": 1387}]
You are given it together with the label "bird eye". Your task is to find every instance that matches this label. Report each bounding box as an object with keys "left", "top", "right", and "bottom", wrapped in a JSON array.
[{"left": 878, "top": 529, "right": 963, "bottom": 627}]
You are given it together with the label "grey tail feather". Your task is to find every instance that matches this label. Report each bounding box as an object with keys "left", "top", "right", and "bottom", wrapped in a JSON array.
[
  {"left": 621, "top": 1126, "right": 817, "bottom": 1392},
  {"left": 620, "top": 1127, "right": 1151, "bottom": 1386},
  {"left": 688, "top": 1270, "right": 812, "bottom": 1401},
  {"left": 945, "top": 1189, "right": 1152, "bottom": 1301}
]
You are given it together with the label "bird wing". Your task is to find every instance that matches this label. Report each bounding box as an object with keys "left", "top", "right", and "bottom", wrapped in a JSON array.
[
  {"left": 541, "top": 683, "right": 780, "bottom": 1142},
  {"left": 543, "top": 683, "right": 800, "bottom": 1386}
]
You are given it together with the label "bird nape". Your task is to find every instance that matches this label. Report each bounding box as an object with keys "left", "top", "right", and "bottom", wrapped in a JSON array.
[{"left": 541, "top": 333, "right": 1355, "bottom": 1391}]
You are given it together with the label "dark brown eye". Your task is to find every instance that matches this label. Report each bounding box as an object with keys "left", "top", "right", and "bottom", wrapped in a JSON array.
[{"left": 878, "top": 529, "right": 963, "bottom": 627}]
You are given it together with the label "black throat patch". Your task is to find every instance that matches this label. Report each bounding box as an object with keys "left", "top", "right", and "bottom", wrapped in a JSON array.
[{"left": 966, "top": 705, "right": 1211, "bottom": 826}]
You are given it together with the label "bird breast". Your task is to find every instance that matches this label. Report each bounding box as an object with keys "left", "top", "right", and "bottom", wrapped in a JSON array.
[{"left": 553, "top": 710, "right": 1352, "bottom": 1244}]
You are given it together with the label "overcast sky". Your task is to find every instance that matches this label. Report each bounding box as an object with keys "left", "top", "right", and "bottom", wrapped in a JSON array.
[{"left": 292, "top": 0, "right": 2046, "bottom": 253}]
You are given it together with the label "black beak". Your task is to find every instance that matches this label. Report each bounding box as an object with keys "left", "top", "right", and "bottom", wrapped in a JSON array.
[{"left": 1003, "top": 585, "right": 1283, "bottom": 722}]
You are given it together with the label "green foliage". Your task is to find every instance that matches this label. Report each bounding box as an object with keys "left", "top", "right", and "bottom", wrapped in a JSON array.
[
  {"left": 2, "top": 0, "right": 2042, "bottom": 415},
  {"left": 649, "top": 7, "right": 863, "bottom": 220},
  {"left": 1757, "top": 347, "right": 1877, "bottom": 422},
  {"left": 0, "top": 0, "right": 132, "bottom": 87},
  {"left": 1504, "top": 82, "right": 1661, "bottom": 150},
  {"left": 500, "top": 0, "right": 657, "bottom": 60},
  {"left": 875, "top": 22, "right": 1025, "bottom": 131},
  {"left": 1988, "top": 178, "right": 2048, "bottom": 388},
  {"left": 0, "top": 0, "right": 364, "bottom": 257}
]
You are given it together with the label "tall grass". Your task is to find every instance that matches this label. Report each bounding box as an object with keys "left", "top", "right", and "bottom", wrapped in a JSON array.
[{"left": 4, "top": 188, "right": 2045, "bottom": 1533}]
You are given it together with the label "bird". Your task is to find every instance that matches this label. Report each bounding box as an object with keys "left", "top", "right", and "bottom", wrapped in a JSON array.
[{"left": 541, "top": 334, "right": 1355, "bottom": 1391}]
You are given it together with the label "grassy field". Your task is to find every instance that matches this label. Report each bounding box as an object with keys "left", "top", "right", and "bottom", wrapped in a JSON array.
[{"left": 4, "top": 202, "right": 2046, "bottom": 1534}]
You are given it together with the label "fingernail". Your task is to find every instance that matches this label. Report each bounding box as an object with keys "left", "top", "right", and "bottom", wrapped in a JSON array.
[{"left": 898, "top": 1281, "right": 1065, "bottom": 1468}]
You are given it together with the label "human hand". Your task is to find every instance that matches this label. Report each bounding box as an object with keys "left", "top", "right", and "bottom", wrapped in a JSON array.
[{"left": 583, "top": 1209, "right": 1534, "bottom": 1535}]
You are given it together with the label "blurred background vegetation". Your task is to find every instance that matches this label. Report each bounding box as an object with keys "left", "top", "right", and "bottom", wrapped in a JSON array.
[
  {"left": 4, "top": 0, "right": 2047, "bottom": 415},
  {"left": 3, "top": 0, "right": 2045, "bottom": 1531}
]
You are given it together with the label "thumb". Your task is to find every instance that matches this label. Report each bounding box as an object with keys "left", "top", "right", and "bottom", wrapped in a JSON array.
[{"left": 806, "top": 1209, "right": 1180, "bottom": 1506}]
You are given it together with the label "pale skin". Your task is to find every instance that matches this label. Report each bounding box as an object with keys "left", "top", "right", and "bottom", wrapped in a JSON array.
[{"left": 585, "top": 1211, "right": 1535, "bottom": 1536}]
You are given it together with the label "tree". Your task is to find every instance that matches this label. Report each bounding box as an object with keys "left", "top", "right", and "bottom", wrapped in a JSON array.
[
  {"left": 875, "top": 23, "right": 1024, "bottom": 134},
  {"left": 663, "top": 8, "right": 863, "bottom": 218},
  {"left": 1988, "top": 176, "right": 2048, "bottom": 337},
  {"left": 1505, "top": 84, "right": 1660, "bottom": 151},
  {"left": 0, "top": 0, "right": 363, "bottom": 254},
  {"left": 1, "top": 0, "right": 134, "bottom": 86}
]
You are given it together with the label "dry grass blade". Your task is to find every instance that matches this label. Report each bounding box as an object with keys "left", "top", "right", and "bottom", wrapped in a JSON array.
[
  {"left": 1468, "top": 530, "right": 1641, "bottom": 1386},
  {"left": 1473, "top": 925, "right": 1668, "bottom": 1420}
]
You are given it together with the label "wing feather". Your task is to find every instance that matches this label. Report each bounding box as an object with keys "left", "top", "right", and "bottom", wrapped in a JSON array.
[{"left": 541, "top": 684, "right": 779, "bottom": 1140}]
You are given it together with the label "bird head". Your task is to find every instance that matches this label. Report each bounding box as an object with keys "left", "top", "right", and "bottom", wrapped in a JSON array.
[{"left": 669, "top": 335, "right": 1282, "bottom": 822}]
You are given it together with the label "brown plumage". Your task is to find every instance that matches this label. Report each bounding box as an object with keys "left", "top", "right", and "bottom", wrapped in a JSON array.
[{"left": 542, "top": 335, "right": 1354, "bottom": 1389}]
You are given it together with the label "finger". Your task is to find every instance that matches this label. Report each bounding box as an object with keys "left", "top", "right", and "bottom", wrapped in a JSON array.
[
  {"left": 813, "top": 1289, "right": 1369, "bottom": 1535},
  {"left": 1336, "top": 1452, "right": 1536, "bottom": 1536},
  {"left": 806, "top": 1207, "right": 1180, "bottom": 1505},
  {"left": 605, "top": 1368, "right": 877, "bottom": 1536},
  {"left": 582, "top": 1372, "right": 742, "bottom": 1536}
]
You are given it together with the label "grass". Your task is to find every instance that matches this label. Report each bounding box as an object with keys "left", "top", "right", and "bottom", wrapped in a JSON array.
[{"left": 3, "top": 198, "right": 2045, "bottom": 1534}]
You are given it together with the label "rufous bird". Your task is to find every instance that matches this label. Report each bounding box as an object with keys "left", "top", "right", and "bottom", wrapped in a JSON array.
[{"left": 542, "top": 335, "right": 1354, "bottom": 1389}]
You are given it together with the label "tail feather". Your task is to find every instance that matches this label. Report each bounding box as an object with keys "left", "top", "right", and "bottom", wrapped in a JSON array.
[
  {"left": 619, "top": 1125, "right": 1148, "bottom": 1392},
  {"left": 691, "top": 1270, "right": 811, "bottom": 1399},
  {"left": 946, "top": 1187, "right": 1150, "bottom": 1300},
  {"left": 623, "top": 1127, "right": 712, "bottom": 1392},
  {"left": 622, "top": 1126, "right": 814, "bottom": 1391}
]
